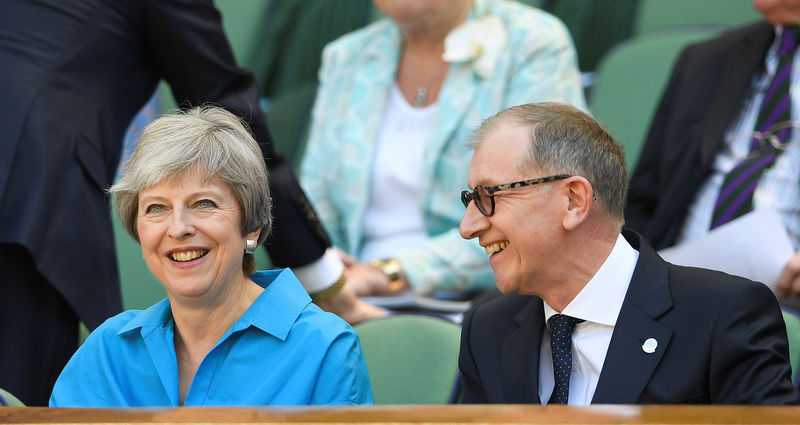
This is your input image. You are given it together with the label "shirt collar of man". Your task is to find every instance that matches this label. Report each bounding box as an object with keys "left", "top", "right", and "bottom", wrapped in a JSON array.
[
  {"left": 543, "top": 233, "right": 639, "bottom": 327},
  {"left": 117, "top": 268, "right": 310, "bottom": 342}
]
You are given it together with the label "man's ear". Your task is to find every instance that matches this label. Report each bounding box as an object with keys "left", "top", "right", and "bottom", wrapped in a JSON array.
[{"left": 562, "top": 176, "right": 593, "bottom": 230}]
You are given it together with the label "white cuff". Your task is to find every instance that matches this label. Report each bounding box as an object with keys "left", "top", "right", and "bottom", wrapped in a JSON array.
[{"left": 291, "top": 248, "right": 345, "bottom": 293}]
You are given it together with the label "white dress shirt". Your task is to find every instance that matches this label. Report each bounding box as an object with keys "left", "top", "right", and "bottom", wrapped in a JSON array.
[
  {"left": 538, "top": 233, "right": 640, "bottom": 405},
  {"left": 292, "top": 247, "right": 345, "bottom": 293}
]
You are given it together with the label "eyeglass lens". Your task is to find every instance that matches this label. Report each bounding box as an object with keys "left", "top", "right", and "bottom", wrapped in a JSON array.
[
  {"left": 476, "top": 186, "right": 493, "bottom": 216},
  {"left": 461, "top": 186, "right": 494, "bottom": 216}
]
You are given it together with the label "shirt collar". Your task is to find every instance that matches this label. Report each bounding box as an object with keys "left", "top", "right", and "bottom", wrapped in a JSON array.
[
  {"left": 117, "top": 297, "right": 172, "bottom": 337},
  {"left": 117, "top": 269, "right": 311, "bottom": 341},
  {"left": 769, "top": 24, "right": 799, "bottom": 60},
  {"left": 544, "top": 233, "right": 639, "bottom": 327},
  {"left": 240, "top": 269, "right": 311, "bottom": 341},
  {"left": 771, "top": 25, "right": 785, "bottom": 57}
]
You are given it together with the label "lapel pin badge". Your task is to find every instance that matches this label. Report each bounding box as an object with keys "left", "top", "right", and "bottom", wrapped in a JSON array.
[{"left": 642, "top": 338, "right": 657, "bottom": 354}]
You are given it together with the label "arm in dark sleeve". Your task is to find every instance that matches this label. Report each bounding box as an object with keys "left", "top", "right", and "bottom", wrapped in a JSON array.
[
  {"left": 710, "top": 281, "right": 800, "bottom": 405},
  {"left": 459, "top": 306, "right": 489, "bottom": 403},
  {"left": 142, "top": 0, "right": 330, "bottom": 267},
  {"left": 624, "top": 47, "right": 690, "bottom": 235}
]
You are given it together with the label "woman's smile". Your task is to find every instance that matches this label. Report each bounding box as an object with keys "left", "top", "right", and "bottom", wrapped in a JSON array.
[{"left": 168, "top": 248, "right": 210, "bottom": 263}]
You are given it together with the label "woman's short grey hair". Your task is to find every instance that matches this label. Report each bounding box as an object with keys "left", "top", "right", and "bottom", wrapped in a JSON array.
[
  {"left": 109, "top": 105, "right": 271, "bottom": 274},
  {"left": 471, "top": 102, "right": 627, "bottom": 224}
]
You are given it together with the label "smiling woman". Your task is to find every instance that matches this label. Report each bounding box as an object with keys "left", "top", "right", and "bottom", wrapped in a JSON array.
[{"left": 48, "top": 106, "right": 373, "bottom": 407}]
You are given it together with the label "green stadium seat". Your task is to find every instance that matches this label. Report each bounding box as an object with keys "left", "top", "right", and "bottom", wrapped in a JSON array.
[
  {"left": 633, "top": 0, "right": 761, "bottom": 35},
  {"left": 781, "top": 308, "right": 800, "bottom": 386},
  {"left": 590, "top": 27, "right": 722, "bottom": 173},
  {"left": 354, "top": 315, "right": 461, "bottom": 404},
  {"left": 0, "top": 387, "right": 24, "bottom": 406}
]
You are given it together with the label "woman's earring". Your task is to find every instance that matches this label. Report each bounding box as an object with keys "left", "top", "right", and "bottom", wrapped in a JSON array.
[{"left": 245, "top": 239, "right": 256, "bottom": 255}]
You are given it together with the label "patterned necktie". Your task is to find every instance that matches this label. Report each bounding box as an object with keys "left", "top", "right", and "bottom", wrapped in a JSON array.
[
  {"left": 547, "top": 314, "right": 584, "bottom": 405},
  {"left": 711, "top": 26, "right": 800, "bottom": 229}
]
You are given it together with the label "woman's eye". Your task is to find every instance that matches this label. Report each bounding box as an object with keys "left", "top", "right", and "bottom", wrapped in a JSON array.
[
  {"left": 145, "top": 204, "right": 165, "bottom": 214},
  {"left": 196, "top": 199, "right": 216, "bottom": 208}
]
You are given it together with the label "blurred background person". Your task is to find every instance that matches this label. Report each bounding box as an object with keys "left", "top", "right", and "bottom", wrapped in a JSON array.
[
  {"left": 0, "top": 0, "right": 379, "bottom": 406},
  {"left": 624, "top": 0, "right": 800, "bottom": 309},
  {"left": 300, "top": 0, "right": 586, "bottom": 300},
  {"left": 50, "top": 107, "right": 373, "bottom": 407}
]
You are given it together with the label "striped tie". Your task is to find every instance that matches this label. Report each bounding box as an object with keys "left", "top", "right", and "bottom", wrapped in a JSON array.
[{"left": 711, "top": 26, "right": 800, "bottom": 229}]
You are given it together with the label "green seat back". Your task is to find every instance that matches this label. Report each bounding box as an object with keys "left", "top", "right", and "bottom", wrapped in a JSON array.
[
  {"left": 354, "top": 315, "right": 461, "bottom": 404},
  {"left": 590, "top": 28, "right": 721, "bottom": 174},
  {"left": 508, "top": 1, "right": 638, "bottom": 72},
  {"left": 0, "top": 387, "right": 24, "bottom": 406},
  {"left": 633, "top": 0, "right": 761, "bottom": 35},
  {"left": 547, "top": 0, "right": 639, "bottom": 72},
  {"left": 213, "top": 0, "right": 272, "bottom": 68},
  {"left": 781, "top": 309, "right": 800, "bottom": 385}
]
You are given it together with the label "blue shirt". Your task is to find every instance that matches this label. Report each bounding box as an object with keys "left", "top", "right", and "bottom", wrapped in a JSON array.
[{"left": 49, "top": 269, "right": 373, "bottom": 407}]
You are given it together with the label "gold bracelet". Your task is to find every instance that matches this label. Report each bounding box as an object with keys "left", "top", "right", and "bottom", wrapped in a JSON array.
[
  {"left": 370, "top": 258, "right": 407, "bottom": 293},
  {"left": 309, "top": 272, "right": 347, "bottom": 303}
]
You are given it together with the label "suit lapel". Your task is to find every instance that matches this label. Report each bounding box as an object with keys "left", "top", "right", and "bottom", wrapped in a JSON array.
[
  {"left": 699, "top": 23, "right": 775, "bottom": 166},
  {"left": 501, "top": 298, "right": 544, "bottom": 403},
  {"left": 349, "top": 20, "right": 400, "bottom": 150},
  {"left": 592, "top": 231, "right": 674, "bottom": 404}
]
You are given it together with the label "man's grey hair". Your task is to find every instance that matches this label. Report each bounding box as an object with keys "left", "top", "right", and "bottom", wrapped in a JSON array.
[
  {"left": 109, "top": 105, "right": 271, "bottom": 274},
  {"left": 471, "top": 102, "right": 627, "bottom": 224}
]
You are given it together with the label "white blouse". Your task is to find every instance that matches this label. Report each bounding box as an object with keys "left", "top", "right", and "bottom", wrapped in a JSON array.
[{"left": 359, "top": 83, "right": 439, "bottom": 262}]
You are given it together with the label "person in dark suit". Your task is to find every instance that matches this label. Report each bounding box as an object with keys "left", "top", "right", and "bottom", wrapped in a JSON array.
[
  {"left": 458, "top": 103, "right": 799, "bottom": 405},
  {"left": 625, "top": 0, "right": 800, "bottom": 304},
  {"left": 0, "top": 0, "right": 381, "bottom": 406}
]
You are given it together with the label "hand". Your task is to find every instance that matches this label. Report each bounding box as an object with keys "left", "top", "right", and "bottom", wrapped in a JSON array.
[
  {"left": 316, "top": 281, "right": 387, "bottom": 324},
  {"left": 777, "top": 251, "right": 800, "bottom": 297},
  {"left": 345, "top": 263, "right": 394, "bottom": 296},
  {"left": 335, "top": 247, "right": 358, "bottom": 268}
]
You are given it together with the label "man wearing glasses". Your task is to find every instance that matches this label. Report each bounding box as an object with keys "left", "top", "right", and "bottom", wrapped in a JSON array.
[
  {"left": 457, "top": 103, "right": 799, "bottom": 405},
  {"left": 626, "top": 0, "right": 800, "bottom": 307}
]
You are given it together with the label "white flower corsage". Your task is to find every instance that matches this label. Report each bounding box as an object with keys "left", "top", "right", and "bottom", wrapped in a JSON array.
[{"left": 442, "top": 15, "right": 507, "bottom": 79}]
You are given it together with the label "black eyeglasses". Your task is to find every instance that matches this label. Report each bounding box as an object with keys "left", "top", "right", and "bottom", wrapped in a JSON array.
[{"left": 460, "top": 174, "right": 570, "bottom": 217}]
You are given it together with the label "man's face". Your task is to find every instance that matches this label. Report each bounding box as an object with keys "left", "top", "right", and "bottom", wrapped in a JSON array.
[
  {"left": 754, "top": 0, "right": 800, "bottom": 24},
  {"left": 459, "top": 123, "right": 564, "bottom": 295}
]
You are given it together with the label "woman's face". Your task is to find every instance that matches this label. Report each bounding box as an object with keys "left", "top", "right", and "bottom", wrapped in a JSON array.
[{"left": 136, "top": 168, "right": 259, "bottom": 304}]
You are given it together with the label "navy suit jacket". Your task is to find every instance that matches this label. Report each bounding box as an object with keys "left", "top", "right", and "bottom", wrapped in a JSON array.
[
  {"left": 459, "top": 230, "right": 800, "bottom": 404},
  {"left": 625, "top": 22, "right": 774, "bottom": 248},
  {"left": 0, "top": 0, "right": 330, "bottom": 328}
]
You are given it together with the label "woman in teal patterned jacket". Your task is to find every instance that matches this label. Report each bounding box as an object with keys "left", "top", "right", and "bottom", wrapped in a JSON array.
[{"left": 300, "top": 0, "right": 587, "bottom": 298}]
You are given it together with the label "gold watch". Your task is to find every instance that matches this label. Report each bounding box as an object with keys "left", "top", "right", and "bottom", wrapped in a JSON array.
[{"left": 370, "top": 258, "right": 407, "bottom": 293}]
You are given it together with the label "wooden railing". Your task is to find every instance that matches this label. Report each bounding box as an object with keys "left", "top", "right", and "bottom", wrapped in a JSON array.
[{"left": 2, "top": 405, "right": 800, "bottom": 424}]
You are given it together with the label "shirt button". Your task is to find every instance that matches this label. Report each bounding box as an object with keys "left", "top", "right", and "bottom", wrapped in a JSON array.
[{"left": 572, "top": 362, "right": 579, "bottom": 372}]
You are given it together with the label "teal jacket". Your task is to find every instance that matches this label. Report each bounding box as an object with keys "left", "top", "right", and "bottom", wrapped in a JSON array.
[{"left": 301, "top": 0, "right": 587, "bottom": 293}]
